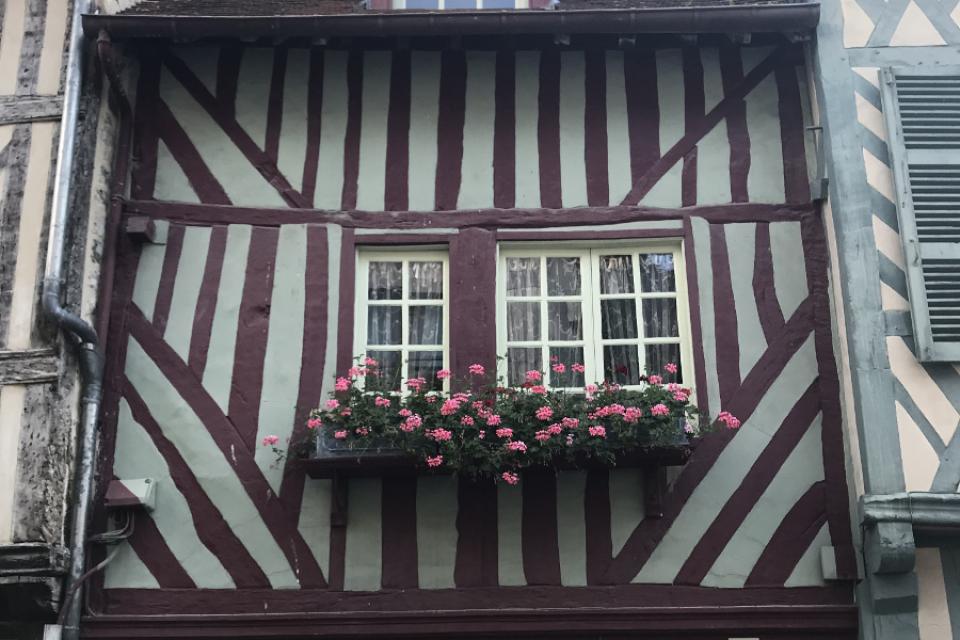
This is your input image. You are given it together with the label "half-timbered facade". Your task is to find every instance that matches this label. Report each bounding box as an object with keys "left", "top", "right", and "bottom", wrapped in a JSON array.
[{"left": 72, "top": 2, "right": 864, "bottom": 638}]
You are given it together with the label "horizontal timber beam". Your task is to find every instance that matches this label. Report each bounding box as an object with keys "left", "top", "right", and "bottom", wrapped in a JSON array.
[
  {"left": 0, "top": 349, "right": 59, "bottom": 385},
  {"left": 122, "top": 199, "right": 815, "bottom": 229},
  {"left": 863, "top": 492, "right": 960, "bottom": 531},
  {"left": 0, "top": 96, "right": 63, "bottom": 126}
]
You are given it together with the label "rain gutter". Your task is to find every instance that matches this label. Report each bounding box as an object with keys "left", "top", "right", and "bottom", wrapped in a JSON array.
[{"left": 82, "top": 3, "right": 819, "bottom": 40}]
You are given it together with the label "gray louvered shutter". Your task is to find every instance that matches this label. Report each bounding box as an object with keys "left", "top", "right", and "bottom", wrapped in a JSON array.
[{"left": 881, "top": 69, "right": 960, "bottom": 361}]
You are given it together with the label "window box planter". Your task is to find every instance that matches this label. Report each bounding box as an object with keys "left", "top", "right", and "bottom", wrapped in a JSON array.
[{"left": 301, "top": 427, "right": 696, "bottom": 524}]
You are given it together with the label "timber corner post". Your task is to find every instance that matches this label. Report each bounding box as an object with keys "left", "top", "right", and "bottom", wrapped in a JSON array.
[{"left": 812, "top": 1, "right": 920, "bottom": 637}]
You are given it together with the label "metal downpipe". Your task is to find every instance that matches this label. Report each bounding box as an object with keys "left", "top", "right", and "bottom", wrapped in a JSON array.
[{"left": 40, "top": 1, "right": 103, "bottom": 639}]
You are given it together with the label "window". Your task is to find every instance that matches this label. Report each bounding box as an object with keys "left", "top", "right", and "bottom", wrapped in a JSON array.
[
  {"left": 881, "top": 69, "right": 960, "bottom": 361},
  {"left": 355, "top": 249, "right": 449, "bottom": 391},
  {"left": 497, "top": 244, "right": 693, "bottom": 389}
]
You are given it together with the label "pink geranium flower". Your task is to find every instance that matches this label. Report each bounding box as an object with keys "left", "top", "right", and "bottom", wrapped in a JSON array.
[
  {"left": 571, "top": 363, "right": 585, "bottom": 373},
  {"left": 375, "top": 396, "right": 391, "bottom": 407},
  {"left": 525, "top": 370, "right": 542, "bottom": 382},
  {"left": 501, "top": 471, "right": 519, "bottom": 485},
  {"left": 469, "top": 363, "right": 485, "bottom": 376},
  {"left": 547, "top": 423, "right": 563, "bottom": 435},
  {"left": 398, "top": 408, "right": 412, "bottom": 417},
  {"left": 441, "top": 399, "right": 461, "bottom": 416},
  {"left": 624, "top": 407, "right": 643, "bottom": 423},
  {"left": 325, "top": 399, "right": 340, "bottom": 410},
  {"left": 486, "top": 414, "right": 502, "bottom": 426},
  {"left": 426, "top": 455, "right": 443, "bottom": 468},
  {"left": 529, "top": 385, "right": 547, "bottom": 395},
  {"left": 562, "top": 417, "right": 579, "bottom": 429},
  {"left": 650, "top": 403, "right": 670, "bottom": 416},
  {"left": 461, "top": 415, "right": 475, "bottom": 426},
  {"left": 507, "top": 440, "right": 528, "bottom": 452},
  {"left": 584, "top": 384, "right": 598, "bottom": 394},
  {"left": 427, "top": 428, "right": 452, "bottom": 442},
  {"left": 436, "top": 369, "right": 452, "bottom": 379},
  {"left": 355, "top": 427, "right": 370, "bottom": 436},
  {"left": 588, "top": 425, "right": 606, "bottom": 438},
  {"left": 535, "top": 406, "right": 554, "bottom": 421},
  {"left": 664, "top": 362, "right": 678, "bottom": 374},
  {"left": 535, "top": 430, "right": 552, "bottom": 442},
  {"left": 364, "top": 356, "right": 378, "bottom": 366},
  {"left": 401, "top": 414, "right": 422, "bottom": 432},
  {"left": 335, "top": 377, "right": 351, "bottom": 391},
  {"left": 552, "top": 363, "right": 566, "bottom": 374},
  {"left": 306, "top": 418, "right": 322, "bottom": 430},
  {"left": 647, "top": 374, "right": 663, "bottom": 385},
  {"left": 718, "top": 411, "right": 741, "bottom": 429},
  {"left": 262, "top": 435, "right": 279, "bottom": 446},
  {"left": 495, "top": 427, "right": 513, "bottom": 439},
  {"left": 333, "top": 430, "right": 348, "bottom": 440}
]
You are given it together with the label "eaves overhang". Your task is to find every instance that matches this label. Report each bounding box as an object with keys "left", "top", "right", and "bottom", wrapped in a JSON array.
[{"left": 82, "top": 2, "right": 819, "bottom": 41}]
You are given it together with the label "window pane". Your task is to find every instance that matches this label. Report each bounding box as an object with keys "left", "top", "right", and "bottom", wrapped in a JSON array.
[
  {"left": 367, "top": 350, "right": 402, "bottom": 391},
  {"left": 409, "top": 261, "right": 443, "bottom": 300},
  {"left": 368, "top": 262, "right": 402, "bottom": 300},
  {"left": 507, "top": 347, "right": 542, "bottom": 386},
  {"left": 507, "top": 301, "right": 540, "bottom": 341},
  {"left": 600, "top": 299, "right": 638, "bottom": 339},
  {"left": 506, "top": 258, "right": 540, "bottom": 296},
  {"left": 599, "top": 255, "right": 635, "bottom": 294},
  {"left": 548, "top": 301, "right": 583, "bottom": 341},
  {"left": 404, "top": 0, "right": 440, "bottom": 7},
  {"left": 639, "top": 254, "right": 676, "bottom": 292},
  {"left": 642, "top": 298, "right": 679, "bottom": 337},
  {"left": 367, "top": 306, "right": 402, "bottom": 345},
  {"left": 445, "top": 0, "right": 476, "bottom": 7},
  {"left": 408, "top": 352, "right": 444, "bottom": 390},
  {"left": 603, "top": 345, "right": 641, "bottom": 385},
  {"left": 549, "top": 347, "right": 585, "bottom": 387},
  {"left": 409, "top": 306, "right": 442, "bottom": 345},
  {"left": 547, "top": 257, "right": 581, "bottom": 296},
  {"left": 645, "top": 344, "right": 681, "bottom": 382}
]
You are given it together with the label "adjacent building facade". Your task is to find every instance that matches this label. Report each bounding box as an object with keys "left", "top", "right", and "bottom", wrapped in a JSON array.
[{"left": 1, "top": 0, "right": 959, "bottom": 639}]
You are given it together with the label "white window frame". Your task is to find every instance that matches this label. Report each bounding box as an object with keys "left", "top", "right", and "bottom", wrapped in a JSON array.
[
  {"left": 496, "top": 241, "right": 694, "bottom": 390},
  {"left": 354, "top": 247, "right": 450, "bottom": 391}
]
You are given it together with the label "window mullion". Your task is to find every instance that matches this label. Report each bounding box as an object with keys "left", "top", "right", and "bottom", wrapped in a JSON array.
[{"left": 634, "top": 251, "right": 646, "bottom": 376}]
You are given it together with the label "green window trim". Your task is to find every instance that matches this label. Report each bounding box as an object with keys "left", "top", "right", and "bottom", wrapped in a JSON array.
[{"left": 880, "top": 67, "right": 960, "bottom": 362}]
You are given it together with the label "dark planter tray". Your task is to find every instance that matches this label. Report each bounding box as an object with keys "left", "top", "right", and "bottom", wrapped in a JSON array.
[{"left": 300, "top": 435, "right": 695, "bottom": 525}]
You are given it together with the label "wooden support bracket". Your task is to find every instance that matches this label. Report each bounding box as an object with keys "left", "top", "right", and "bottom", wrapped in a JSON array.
[{"left": 124, "top": 216, "right": 158, "bottom": 244}]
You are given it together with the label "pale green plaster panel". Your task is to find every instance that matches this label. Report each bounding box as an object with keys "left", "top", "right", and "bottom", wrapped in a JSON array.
[
  {"left": 202, "top": 224, "right": 251, "bottom": 412},
  {"left": 154, "top": 140, "right": 200, "bottom": 203},
  {"left": 254, "top": 225, "right": 307, "bottom": 493},
  {"left": 112, "top": 399, "right": 234, "bottom": 588},
  {"left": 344, "top": 477, "right": 383, "bottom": 591},
  {"left": 103, "top": 542, "right": 161, "bottom": 589},
  {"left": 407, "top": 51, "right": 442, "bottom": 211},
  {"left": 725, "top": 223, "right": 768, "bottom": 377},
  {"left": 498, "top": 482, "right": 526, "bottom": 586},
  {"left": 556, "top": 470, "right": 588, "bottom": 587},
  {"left": 313, "top": 51, "right": 349, "bottom": 210},
  {"left": 298, "top": 477, "right": 332, "bottom": 580},
  {"left": 164, "top": 226, "right": 211, "bottom": 361},
  {"left": 356, "top": 51, "right": 391, "bottom": 211},
  {"left": 458, "top": 51, "right": 497, "bottom": 210},
  {"left": 642, "top": 49, "right": 684, "bottom": 208},
  {"left": 175, "top": 45, "right": 219, "bottom": 97},
  {"left": 126, "top": 338, "right": 299, "bottom": 588},
  {"left": 323, "top": 225, "right": 342, "bottom": 401},
  {"left": 514, "top": 50, "right": 541, "bottom": 208},
  {"left": 278, "top": 49, "right": 310, "bottom": 195},
  {"left": 416, "top": 475, "right": 459, "bottom": 589},
  {"left": 160, "top": 67, "right": 286, "bottom": 208},
  {"left": 769, "top": 221, "right": 809, "bottom": 321},
  {"left": 502, "top": 220, "right": 684, "bottom": 235},
  {"left": 784, "top": 522, "right": 830, "bottom": 588},
  {"left": 559, "top": 50, "right": 588, "bottom": 208},
  {"left": 703, "top": 416, "right": 825, "bottom": 587},
  {"left": 605, "top": 50, "right": 632, "bottom": 206},
  {"left": 691, "top": 217, "right": 720, "bottom": 416},
  {"left": 610, "top": 468, "right": 645, "bottom": 557},
  {"left": 130, "top": 220, "right": 169, "bottom": 321},
  {"left": 696, "top": 48, "right": 733, "bottom": 205},
  {"left": 796, "top": 67, "right": 816, "bottom": 193},
  {"left": 634, "top": 336, "right": 818, "bottom": 583},
  {"left": 743, "top": 48, "right": 786, "bottom": 204},
  {"left": 235, "top": 47, "right": 273, "bottom": 150}
]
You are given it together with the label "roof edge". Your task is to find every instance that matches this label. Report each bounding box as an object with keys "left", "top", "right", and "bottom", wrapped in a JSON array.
[{"left": 82, "top": 3, "right": 820, "bottom": 40}]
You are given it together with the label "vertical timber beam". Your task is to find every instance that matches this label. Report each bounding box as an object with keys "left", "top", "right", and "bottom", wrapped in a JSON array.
[{"left": 813, "top": 1, "right": 917, "bottom": 637}]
